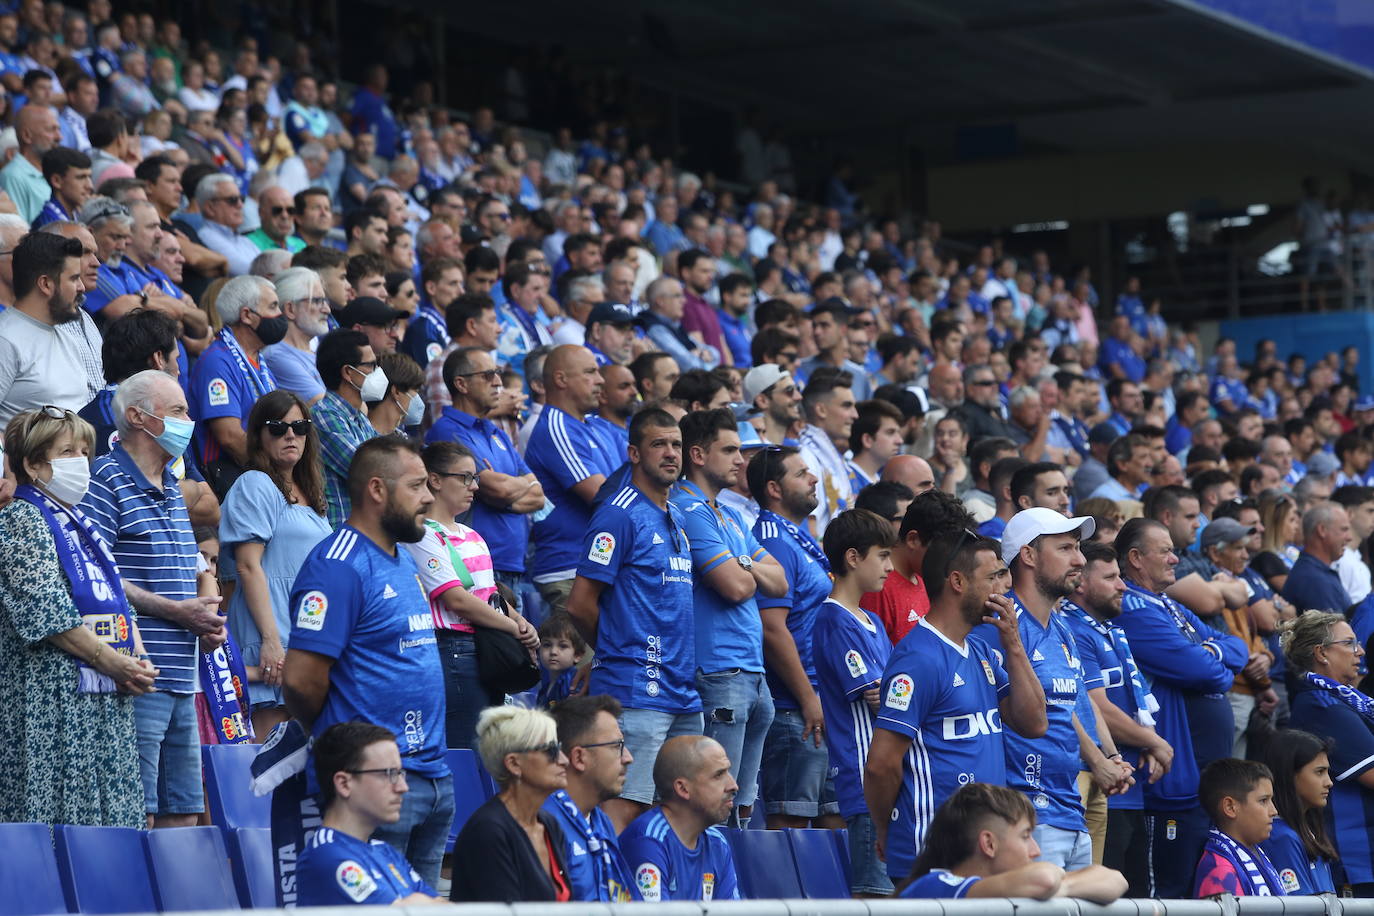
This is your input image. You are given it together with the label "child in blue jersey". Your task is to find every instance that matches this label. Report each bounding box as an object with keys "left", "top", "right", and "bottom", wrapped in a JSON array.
[
  {"left": 897, "top": 783, "right": 1127, "bottom": 901},
  {"left": 812, "top": 508, "right": 896, "bottom": 895},
  {"left": 620, "top": 735, "right": 742, "bottom": 902},
  {"left": 1193, "top": 758, "right": 1286, "bottom": 897},
  {"left": 296, "top": 722, "right": 444, "bottom": 907},
  {"left": 536, "top": 612, "right": 586, "bottom": 709},
  {"left": 1261, "top": 730, "right": 1337, "bottom": 895}
]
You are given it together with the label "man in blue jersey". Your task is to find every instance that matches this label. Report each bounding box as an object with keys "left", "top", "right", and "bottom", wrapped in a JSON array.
[
  {"left": 619, "top": 735, "right": 742, "bottom": 902},
  {"left": 976, "top": 508, "right": 1134, "bottom": 870},
  {"left": 568, "top": 406, "right": 701, "bottom": 834},
  {"left": 749, "top": 446, "right": 837, "bottom": 830},
  {"left": 672, "top": 408, "right": 788, "bottom": 827},
  {"left": 296, "top": 722, "right": 444, "bottom": 907},
  {"left": 425, "top": 345, "right": 544, "bottom": 607},
  {"left": 1064, "top": 541, "right": 1175, "bottom": 895},
  {"left": 283, "top": 437, "right": 453, "bottom": 888},
  {"left": 528, "top": 344, "right": 617, "bottom": 614},
  {"left": 1113, "top": 518, "right": 1247, "bottom": 898},
  {"left": 865, "top": 529, "right": 1048, "bottom": 882},
  {"left": 544, "top": 695, "right": 639, "bottom": 902}
]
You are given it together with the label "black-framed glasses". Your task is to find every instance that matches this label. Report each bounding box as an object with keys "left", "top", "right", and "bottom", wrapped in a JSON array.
[
  {"left": 304, "top": 296, "right": 330, "bottom": 309},
  {"left": 348, "top": 767, "right": 406, "bottom": 784},
  {"left": 459, "top": 368, "right": 501, "bottom": 383},
  {"left": 436, "top": 470, "right": 479, "bottom": 487},
  {"left": 579, "top": 738, "right": 626, "bottom": 755},
  {"left": 516, "top": 741, "right": 561, "bottom": 763},
  {"left": 778, "top": 350, "right": 799, "bottom": 362},
  {"left": 214, "top": 195, "right": 245, "bottom": 206},
  {"left": 941, "top": 527, "right": 981, "bottom": 582},
  {"left": 263, "top": 418, "right": 311, "bottom": 437},
  {"left": 347, "top": 361, "right": 379, "bottom": 375},
  {"left": 968, "top": 379, "right": 997, "bottom": 387}
]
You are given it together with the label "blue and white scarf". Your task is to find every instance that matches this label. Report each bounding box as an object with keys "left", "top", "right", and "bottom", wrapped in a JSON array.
[
  {"left": 1303, "top": 670, "right": 1374, "bottom": 721},
  {"left": 1063, "top": 599, "right": 1159, "bottom": 726},
  {"left": 756, "top": 509, "right": 830, "bottom": 573},
  {"left": 16, "top": 484, "right": 134, "bottom": 692},
  {"left": 197, "top": 635, "right": 255, "bottom": 744},
  {"left": 218, "top": 325, "right": 277, "bottom": 402},
  {"left": 1204, "top": 827, "right": 1284, "bottom": 896},
  {"left": 250, "top": 720, "right": 319, "bottom": 908}
]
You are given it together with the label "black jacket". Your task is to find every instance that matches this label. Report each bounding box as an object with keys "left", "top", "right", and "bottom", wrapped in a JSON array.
[{"left": 449, "top": 794, "right": 571, "bottom": 903}]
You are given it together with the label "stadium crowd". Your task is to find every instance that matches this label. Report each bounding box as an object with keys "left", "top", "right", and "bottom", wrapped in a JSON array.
[{"left": 2, "top": 0, "right": 1374, "bottom": 907}]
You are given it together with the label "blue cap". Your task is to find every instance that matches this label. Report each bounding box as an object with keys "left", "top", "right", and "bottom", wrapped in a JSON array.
[{"left": 737, "top": 421, "right": 767, "bottom": 449}]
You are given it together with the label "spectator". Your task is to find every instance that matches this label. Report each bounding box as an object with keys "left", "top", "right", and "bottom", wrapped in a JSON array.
[
  {"left": 799, "top": 366, "right": 858, "bottom": 533},
  {"left": 494, "top": 260, "right": 554, "bottom": 372},
  {"left": 58, "top": 73, "right": 98, "bottom": 152},
  {"left": 261, "top": 266, "right": 328, "bottom": 405},
  {"left": 526, "top": 345, "right": 617, "bottom": 613},
  {"left": 451, "top": 706, "right": 572, "bottom": 902},
  {"left": 283, "top": 436, "right": 451, "bottom": 887},
  {"left": 218, "top": 390, "right": 331, "bottom": 737},
  {"left": 743, "top": 363, "right": 802, "bottom": 447},
  {"left": 847, "top": 399, "right": 903, "bottom": 491},
  {"left": 976, "top": 456, "right": 1028, "bottom": 540},
  {"left": 335, "top": 295, "right": 404, "bottom": 357},
  {"left": 406, "top": 441, "right": 539, "bottom": 750},
  {"left": 310, "top": 329, "right": 382, "bottom": 527},
  {"left": 0, "top": 405, "right": 156, "bottom": 827},
  {"left": 1, "top": 102, "right": 60, "bottom": 223},
  {"left": 671, "top": 409, "right": 787, "bottom": 826},
  {"left": 543, "top": 695, "right": 640, "bottom": 902},
  {"left": 33, "top": 147, "right": 92, "bottom": 228},
  {"left": 188, "top": 274, "right": 283, "bottom": 493},
  {"left": 425, "top": 345, "right": 544, "bottom": 608},
  {"left": 400, "top": 255, "right": 463, "bottom": 368},
  {"left": 810, "top": 509, "right": 897, "bottom": 893},
  {"left": 549, "top": 273, "right": 606, "bottom": 348},
  {"left": 422, "top": 291, "right": 500, "bottom": 423},
  {"left": 346, "top": 252, "right": 387, "bottom": 299},
  {"left": 1090, "top": 433, "right": 1153, "bottom": 503},
  {"left": 1258, "top": 729, "right": 1337, "bottom": 894},
  {"left": 246, "top": 184, "right": 304, "bottom": 253},
  {"left": 1282, "top": 503, "right": 1354, "bottom": 614},
  {"left": 583, "top": 302, "right": 636, "bottom": 367},
  {"left": 618, "top": 735, "right": 743, "bottom": 902},
  {"left": 897, "top": 783, "right": 1127, "bottom": 901},
  {"left": 195, "top": 173, "right": 260, "bottom": 277},
  {"left": 296, "top": 722, "right": 444, "bottom": 906},
  {"left": 677, "top": 249, "right": 728, "bottom": 364},
  {"left": 864, "top": 529, "right": 1048, "bottom": 882},
  {"left": 1011, "top": 461, "right": 1072, "bottom": 515},
  {"left": 1113, "top": 518, "right": 1247, "bottom": 897},
  {"left": 0, "top": 231, "right": 94, "bottom": 426},
  {"left": 630, "top": 351, "right": 682, "bottom": 404},
  {"left": 1334, "top": 485, "right": 1374, "bottom": 607},
  {"left": 292, "top": 188, "right": 334, "bottom": 250},
  {"left": 567, "top": 407, "right": 699, "bottom": 833},
  {"left": 797, "top": 298, "right": 871, "bottom": 399},
  {"left": 81, "top": 369, "right": 225, "bottom": 828},
  {"left": 367, "top": 352, "right": 425, "bottom": 436},
  {"left": 1191, "top": 758, "right": 1285, "bottom": 898},
  {"left": 951, "top": 364, "right": 1020, "bottom": 445},
  {"left": 639, "top": 276, "right": 707, "bottom": 371}
]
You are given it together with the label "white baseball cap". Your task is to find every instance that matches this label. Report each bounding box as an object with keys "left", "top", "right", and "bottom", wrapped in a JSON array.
[{"left": 1000, "top": 507, "right": 1096, "bottom": 566}]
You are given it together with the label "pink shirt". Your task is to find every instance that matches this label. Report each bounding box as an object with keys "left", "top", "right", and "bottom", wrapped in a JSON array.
[{"left": 403, "top": 520, "right": 497, "bottom": 633}]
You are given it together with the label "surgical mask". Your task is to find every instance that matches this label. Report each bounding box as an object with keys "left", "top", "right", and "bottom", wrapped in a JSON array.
[
  {"left": 400, "top": 392, "right": 424, "bottom": 427},
  {"left": 253, "top": 312, "right": 289, "bottom": 346},
  {"left": 352, "top": 366, "right": 389, "bottom": 402},
  {"left": 140, "top": 407, "right": 195, "bottom": 458},
  {"left": 41, "top": 456, "right": 90, "bottom": 505}
]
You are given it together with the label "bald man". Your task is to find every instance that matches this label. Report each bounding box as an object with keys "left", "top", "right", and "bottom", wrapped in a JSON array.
[
  {"left": 882, "top": 455, "right": 936, "bottom": 496},
  {"left": 2, "top": 103, "right": 63, "bottom": 223},
  {"left": 618, "top": 736, "right": 742, "bottom": 902},
  {"left": 247, "top": 185, "right": 306, "bottom": 254}
]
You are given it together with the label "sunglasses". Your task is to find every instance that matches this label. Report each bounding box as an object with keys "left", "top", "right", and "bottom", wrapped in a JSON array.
[
  {"left": 213, "top": 195, "right": 245, "bottom": 206},
  {"left": 268, "top": 205, "right": 292, "bottom": 216},
  {"left": 263, "top": 418, "right": 312, "bottom": 437},
  {"left": 941, "top": 527, "right": 982, "bottom": 582},
  {"left": 517, "top": 741, "right": 561, "bottom": 763},
  {"left": 459, "top": 368, "right": 502, "bottom": 383}
]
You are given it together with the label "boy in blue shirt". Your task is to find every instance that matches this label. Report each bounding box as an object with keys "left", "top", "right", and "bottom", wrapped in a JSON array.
[
  {"left": 296, "top": 722, "right": 444, "bottom": 907},
  {"left": 1192, "top": 759, "right": 1285, "bottom": 898},
  {"left": 537, "top": 611, "right": 586, "bottom": 709},
  {"left": 812, "top": 508, "right": 896, "bottom": 895}
]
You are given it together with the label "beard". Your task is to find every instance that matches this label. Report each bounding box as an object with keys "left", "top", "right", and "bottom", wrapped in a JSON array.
[
  {"left": 1035, "top": 568, "right": 1079, "bottom": 601},
  {"left": 380, "top": 499, "right": 425, "bottom": 543},
  {"left": 50, "top": 290, "right": 84, "bottom": 324},
  {"left": 782, "top": 487, "right": 819, "bottom": 519},
  {"left": 958, "top": 591, "right": 987, "bottom": 627}
]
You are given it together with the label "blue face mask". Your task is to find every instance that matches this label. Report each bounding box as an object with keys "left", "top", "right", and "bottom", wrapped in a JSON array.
[
  {"left": 140, "top": 408, "right": 195, "bottom": 458},
  {"left": 402, "top": 392, "right": 425, "bottom": 428}
]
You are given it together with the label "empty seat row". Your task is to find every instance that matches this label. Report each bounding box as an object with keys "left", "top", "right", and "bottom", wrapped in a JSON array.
[{"left": 719, "top": 826, "right": 854, "bottom": 899}]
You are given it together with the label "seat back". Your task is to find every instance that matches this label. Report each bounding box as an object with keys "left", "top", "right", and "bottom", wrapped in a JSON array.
[
  {"left": 145, "top": 826, "right": 240, "bottom": 911},
  {"left": 203, "top": 744, "right": 271, "bottom": 830},
  {"left": 0, "top": 823, "right": 68, "bottom": 914},
  {"left": 787, "top": 828, "right": 851, "bottom": 899},
  {"left": 719, "top": 826, "right": 802, "bottom": 899},
  {"left": 832, "top": 827, "right": 853, "bottom": 891},
  {"left": 445, "top": 747, "right": 494, "bottom": 850},
  {"left": 53, "top": 825, "right": 157, "bottom": 915},
  {"left": 226, "top": 828, "right": 276, "bottom": 909}
]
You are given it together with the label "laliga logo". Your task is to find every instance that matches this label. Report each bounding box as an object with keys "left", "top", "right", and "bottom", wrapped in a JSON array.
[{"left": 594, "top": 534, "right": 614, "bottom": 553}]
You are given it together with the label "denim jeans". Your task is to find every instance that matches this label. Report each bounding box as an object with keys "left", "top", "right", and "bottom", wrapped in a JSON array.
[
  {"left": 619, "top": 707, "right": 705, "bottom": 804},
  {"left": 1033, "top": 823, "right": 1094, "bottom": 870},
  {"left": 133, "top": 691, "right": 203, "bottom": 815},
  {"left": 760, "top": 707, "right": 831, "bottom": 817},
  {"left": 371, "top": 770, "right": 454, "bottom": 890},
  {"left": 696, "top": 669, "right": 775, "bottom": 815},
  {"left": 846, "top": 813, "right": 894, "bottom": 896},
  {"left": 437, "top": 630, "right": 498, "bottom": 751}
]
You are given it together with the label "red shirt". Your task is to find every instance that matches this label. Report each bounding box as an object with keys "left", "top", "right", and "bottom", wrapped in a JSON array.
[
  {"left": 860, "top": 570, "right": 930, "bottom": 645},
  {"left": 681, "top": 290, "right": 727, "bottom": 356}
]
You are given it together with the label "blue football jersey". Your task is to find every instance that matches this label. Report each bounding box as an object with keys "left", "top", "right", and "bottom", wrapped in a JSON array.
[
  {"left": 619, "top": 808, "right": 741, "bottom": 902},
  {"left": 1063, "top": 601, "right": 1145, "bottom": 809},
  {"left": 755, "top": 513, "right": 833, "bottom": 709},
  {"left": 812, "top": 599, "right": 891, "bottom": 818},
  {"left": 296, "top": 828, "right": 435, "bottom": 906},
  {"left": 899, "top": 869, "right": 981, "bottom": 899},
  {"left": 526, "top": 405, "right": 621, "bottom": 580}
]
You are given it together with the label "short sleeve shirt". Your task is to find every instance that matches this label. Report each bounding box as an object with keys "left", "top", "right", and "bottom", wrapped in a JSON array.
[
  {"left": 619, "top": 809, "right": 741, "bottom": 902},
  {"left": 861, "top": 571, "right": 930, "bottom": 645},
  {"left": 526, "top": 405, "right": 620, "bottom": 581},
  {"left": 188, "top": 337, "right": 276, "bottom": 466},
  {"left": 297, "top": 828, "right": 435, "bottom": 906},
  {"left": 401, "top": 520, "right": 496, "bottom": 633},
  {"left": 812, "top": 600, "right": 891, "bottom": 818},
  {"left": 899, "top": 869, "right": 981, "bottom": 899},
  {"left": 754, "top": 514, "right": 833, "bottom": 708}
]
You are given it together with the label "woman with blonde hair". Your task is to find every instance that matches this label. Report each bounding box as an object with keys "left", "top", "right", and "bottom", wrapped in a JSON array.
[{"left": 1252, "top": 490, "right": 1301, "bottom": 592}]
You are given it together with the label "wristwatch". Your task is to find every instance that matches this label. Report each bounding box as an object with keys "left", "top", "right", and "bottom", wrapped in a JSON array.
[{"left": 736, "top": 554, "right": 754, "bottom": 570}]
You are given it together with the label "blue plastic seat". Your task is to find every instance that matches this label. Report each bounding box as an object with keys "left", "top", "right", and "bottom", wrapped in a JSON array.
[
  {"left": 145, "top": 826, "right": 240, "bottom": 911},
  {"left": 788, "top": 828, "right": 851, "bottom": 899},
  {"left": 446, "top": 747, "right": 495, "bottom": 851},
  {"left": 203, "top": 744, "right": 271, "bottom": 830},
  {"left": 719, "top": 826, "right": 802, "bottom": 898},
  {"left": 53, "top": 825, "right": 156, "bottom": 914},
  {"left": 226, "top": 827, "right": 276, "bottom": 909},
  {"left": 0, "top": 823, "right": 68, "bottom": 914}
]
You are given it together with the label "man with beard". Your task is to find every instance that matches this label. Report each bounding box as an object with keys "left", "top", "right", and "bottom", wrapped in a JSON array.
[
  {"left": 0, "top": 232, "right": 91, "bottom": 424},
  {"left": 584, "top": 302, "right": 636, "bottom": 368},
  {"left": 569, "top": 408, "right": 700, "bottom": 834},
  {"left": 671, "top": 409, "right": 787, "bottom": 828},
  {"left": 589, "top": 364, "right": 638, "bottom": 461},
  {"left": 34, "top": 221, "right": 108, "bottom": 402},
  {"left": 678, "top": 248, "right": 729, "bottom": 366},
  {"left": 744, "top": 363, "right": 802, "bottom": 446},
  {"left": 865, "top": 529, "right": 1048, "bottom": 883},
  {"left": 974, "top": 509, "right": 1134, "bottom": 870},
  {"left": 1062, "top": 541, "right": 1173, "bottom": 893},
  {"left": 284, "top": 437, "right": 452, "bottom": 889}
]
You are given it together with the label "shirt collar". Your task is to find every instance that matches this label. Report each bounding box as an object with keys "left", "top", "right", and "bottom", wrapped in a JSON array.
[
  {"left": 111, "top": 441, "right": 173, "bottom": 495},
  {"left": 441, "top": 405, "right": 483, "bottom": 430}
]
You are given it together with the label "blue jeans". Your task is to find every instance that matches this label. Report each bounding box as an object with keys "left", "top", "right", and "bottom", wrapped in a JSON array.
[
  {"left": 846, "top": 813, "right": 894, "bottom": 896},
  {"left": 372, "top": 770, "right": 454, "bottom": 890},
  {"left": 760, "top": 707, "right": 831, "bottom": 817},
  {"left": 619, "top": 707, "right": 704, "bottom": 804},
  {"left": 1033, "top": 823, "right": 1093, "bottom": 870},
  {"left": 696, "top": 669, "right": 775, "bottom": 816},
  {"left": 133, "top": 691, "right": 203, "bottom": 815},
  {"left": 437, "top": 630, "right": 498, "bottom": 750}
]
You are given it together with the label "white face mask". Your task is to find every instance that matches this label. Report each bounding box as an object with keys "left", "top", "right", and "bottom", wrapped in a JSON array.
[
  {"left": 400, "top": 392, "right": 424, "bottom": 428},
  {"left": 42, "top": 455, "right": 91, "bottom": 505},
  {"left": 352, "top": 365, "right": 389, "bottom": 402}
]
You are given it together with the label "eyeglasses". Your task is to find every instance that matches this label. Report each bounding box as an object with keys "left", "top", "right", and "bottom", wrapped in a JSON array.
[
  {"left": 489, "top": 212, "right": 512, "bottom": 222},
  {"left": 1325, "top": 637, "right": 1359, "bottom": 649},
  {"left": 969, "top": 379, "right": 997, "bottom": 387},
  {"left": 941, "top": 527, "right": 982, "bottom": 582},
  {"left": 778, "top": 351, "right": 799, "bottom": 362},
  {"left": 348, "top": 361, "right": 379, "bottom": 375},
  {"left": 579, "top": 738, "right": 626, "bottom": 755},
  {"left": 20, "top": 404, "right": 72, "bottom": 436},
  {"left": 263, "top": 418, "right": 312, "bottom": 437},
  {"left": 213, "top": 195, "right": 245, "bottom": 206},
  {"left": 436, "top": 470, "right": 479, "bottom": 487},
  {"left": 459, "top": 368, "right": 501, "bottom": 383},
  {"left": 268, "top": 206, "right": 292, "bottom": 216},
  {"left": 304, "top": 296, "right": 330, "bottom": 309},
  {"left": 348, "top": 767, "right": 406, "bottom": 785},
  {"left": 516, "top": 741, "right": 561, "bottom": 763}
]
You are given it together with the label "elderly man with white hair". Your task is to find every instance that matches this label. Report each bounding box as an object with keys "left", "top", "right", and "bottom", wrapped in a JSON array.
[
  {"left": 81, "top": 368, "right": 227, "bottom": 829},
  {"left": 262, "top": 266, "right": 329, "bottom": 405},
  {"left": 186, "top": 275, "right": 283, "bottom": 490},
  {"left": 550, "top": 274, "right": 607, "bottom": 347},
  {"left": 195, "top": 173, "right": 262, "bottom": 277}
]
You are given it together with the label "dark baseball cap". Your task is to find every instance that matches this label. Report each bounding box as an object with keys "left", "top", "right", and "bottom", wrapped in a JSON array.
[
  {"left": 1088, "top": 422, "right": 1119, "bottom": 446},
  {"left": 587, "top": 302, "right": 635, "bottom": 329},
  {"left": 336, "top": 296, "right": 404, "bottom": 328}
]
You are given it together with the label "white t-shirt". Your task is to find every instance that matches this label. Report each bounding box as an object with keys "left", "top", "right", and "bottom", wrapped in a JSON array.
[{"left": 0, "top": 308, "right": 94, "bottom": 428}]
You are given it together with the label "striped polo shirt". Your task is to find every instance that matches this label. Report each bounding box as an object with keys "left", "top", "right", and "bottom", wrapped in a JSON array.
[{"left": 82, "top": 444, "right": 200, "bottom": 692}]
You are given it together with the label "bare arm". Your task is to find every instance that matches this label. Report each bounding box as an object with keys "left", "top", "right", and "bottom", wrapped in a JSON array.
[
  {"left": 965, "top": 862, "right": 1064, "bottom": 899},
  {"left": 476, "top": 471, "right": 544, "bottom": 513},
  {"left": 568, "top": 576, "right": 606, "bottom": 647},
  {"left": 863, "top": 729, "right": 909, "bottom": 860},
  {"left": 47, "top": 626, "right": 158, "bottom": 694},
  {"left": 985, "top": 594, "right": 1048, "bottom": 738},
  {"left": 282, "top": 648, "right": 334, "bottom": 730},
  {"left": 751, "top": 553, "right": 788, "bottom": 598},
  {"left": 234, "top": 541, "right": 285, "bottom": 686},
  {"left": 206, "top": 417, "right": 249, "bottom": 465},
  {"left": 702, "top": 560, "right": 757, "bottom": 605},
  {"left": 181, "top": 479, "right": 220, "bottom": 528},
  {"left": 1165, "top": 573, "right": 1224, "bottom": 616},
  {"left": 177, "top": 232, "right": 228, "bottom": 275},
  {"left": 123, "top": 582, "right": 223, "bottom": 635},
  {"left": 1058, "top": 865, "right": 1128, "bottom": 904},
  {"left": 1088, "top": 686, "right": 1172, "bottom": 781}
]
